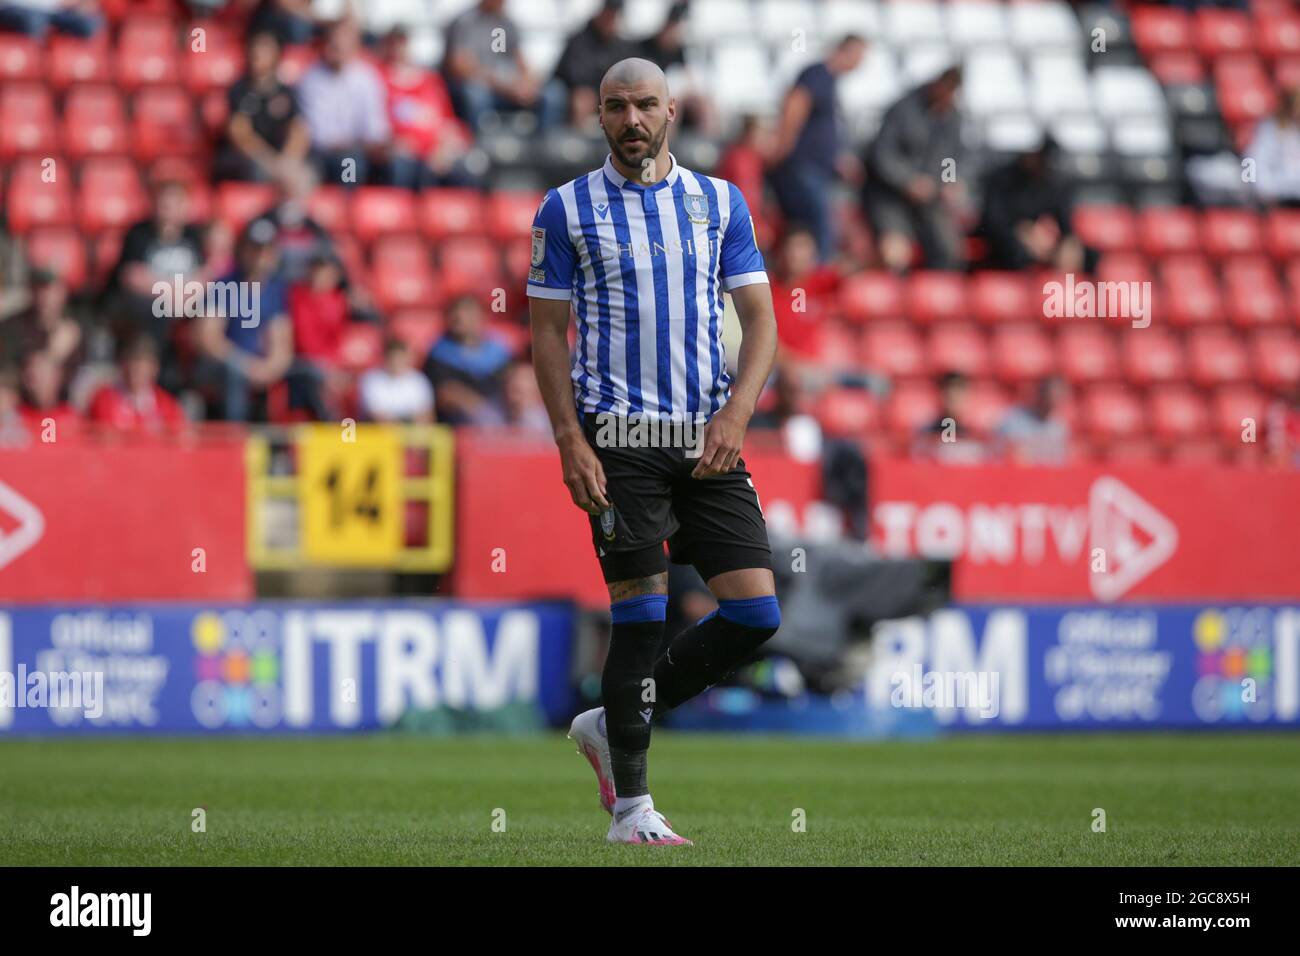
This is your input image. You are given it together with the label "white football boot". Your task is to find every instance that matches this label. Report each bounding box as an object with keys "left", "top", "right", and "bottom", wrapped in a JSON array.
[
  {"left": 567, "top": 707, "right": 616, "bottom": 815},
  {"left": 606, "top": 800, "right": 693, "bottom": 846}
]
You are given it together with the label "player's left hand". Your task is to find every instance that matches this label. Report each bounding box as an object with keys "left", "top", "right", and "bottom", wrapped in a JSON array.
[{"left": 691, "top": 404, "right": 749, "bottom": 479}]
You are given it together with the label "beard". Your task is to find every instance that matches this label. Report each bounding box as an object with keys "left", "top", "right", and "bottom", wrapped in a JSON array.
[{"left": 605, "top": 122, "right": 668, "bottom": 176}]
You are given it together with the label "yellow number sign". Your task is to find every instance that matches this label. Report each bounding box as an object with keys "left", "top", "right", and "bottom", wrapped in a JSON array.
[{"left": 299, "top": 424, "right": 403, "bottom": 566}]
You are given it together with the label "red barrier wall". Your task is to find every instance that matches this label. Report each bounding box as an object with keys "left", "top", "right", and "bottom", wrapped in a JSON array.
[{"left": 0, "top": 435, "right": 250, "bottom": 601}]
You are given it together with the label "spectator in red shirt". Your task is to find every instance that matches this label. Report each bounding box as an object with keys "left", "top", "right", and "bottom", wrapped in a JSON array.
[
  {"left": 768, "top": 226, "right": 846, "bottom": 367},
  {"left": 88, "top": 335, "right": 186, "bottom": 432},
  {"left": 19, "top": 349, "right": 80, "bottom": 441},
  {"left": 288, "top": 252, "right": 363, "bottom": 419},
  {"left": 716, "top": 115, "right": 770, "bottom": 246},
  {"left": 379, "top": 26, "right": 480, "bottom": 190}
]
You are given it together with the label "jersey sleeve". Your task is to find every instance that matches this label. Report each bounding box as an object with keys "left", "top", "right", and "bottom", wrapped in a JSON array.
[
  {"left": 719, "top": 182, "right": 768, "bottom": 292},
  {"left": 525, "top": 189, "right": 576, "bottom": 301}
]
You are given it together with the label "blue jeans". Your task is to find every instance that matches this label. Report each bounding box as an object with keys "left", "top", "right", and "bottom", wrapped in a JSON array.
[
  {"left": 451, "top": 79, "right": 565, "bottom": 132},
  {"left": 769, "top": 161, "right": 835, "bottom": 263},
  {"left": 0, "top": 4, "right": 103, "bottom": 37}
]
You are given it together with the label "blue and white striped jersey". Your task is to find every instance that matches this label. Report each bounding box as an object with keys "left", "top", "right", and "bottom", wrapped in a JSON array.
[{"left": 525, "top": 153, "right": 768, "bottom": 421}]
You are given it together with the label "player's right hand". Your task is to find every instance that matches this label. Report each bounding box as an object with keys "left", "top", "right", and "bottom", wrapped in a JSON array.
[{"left": 558, "top": 434, "right": 610, "bottom": 514}]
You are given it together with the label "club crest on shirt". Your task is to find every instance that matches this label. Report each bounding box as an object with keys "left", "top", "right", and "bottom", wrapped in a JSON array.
[
  {"left": 683, "top": 193, "right": 709, "bottom": 225},
  {"left": 530, "top": 227, "right": 546, "bottom": 266},
  {"left": 600, "top": 507, "right": 617, "bottom": 541}
]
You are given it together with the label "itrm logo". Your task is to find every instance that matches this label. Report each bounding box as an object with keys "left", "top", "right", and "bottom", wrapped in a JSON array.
[{"left": 50, "top": 886, "right": 151, "bottom": 936}]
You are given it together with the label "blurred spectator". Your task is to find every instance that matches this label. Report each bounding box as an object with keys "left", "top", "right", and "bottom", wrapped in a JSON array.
[
  {"left": 87, "top": 335, "right": 186, "bottom": 432},
  {"left": 297, "top": 18, "right": 390, "bottom": 187},
  {"left": 996, "top": 377, "right": 1070, "bottom": 465},
  {"left": 0, "top": 229, "right": 27, "bottom": 322},
  {"left": 502, "top": 360, "right": 551, "bottom": 436},
  {"left": 424, "top": 294, "right": 511, "bottom": 426},
  {"left": 863, "top": 66, "right": 967, "bottom": 273},
  {"left": 443, "top": 0, "right": 557, "bottom": 132},
  {"left": 379, "top": 26, "right": 480, "bottom": 189},
  {"left": 19, "top": 349, "right": 80, "bottom": 438},
  {"left": 360, "top": 337, "right": 434, "bottom": 423},
  {"left": 767, "top": 226, "right": 844, "bottom": 370},
  {"left": 0, "top": 267, "right": 82, "bottom": 372},
  {"left": 554, "top": 0, "right": 638, "bottom": 129},
  {"left": 717, "top": 116, "right": 769, "bottom": 240},
  {"left": 288, "top": 251, "right": 360, "bottom": 418},
  {"left": 195, "top": 221, "right": 295, "bottom": 422},
  {"left": 246, "top": 0, "right": 316, "bottom": 46},
  {"left": 0, "top": 0, "right": 101, "bottom": 38},
  {"left": 638, "top": 0, "right": 715, "bottom": 135},
  {"left": 215, "top": 29, "right": 311, "bottom": 183},
  {"left": 0, "top": 364, "right": 26, "bottom": 445},
  {"left": 751, "top": 365, "right": 826, "bottom": 465},
  {"left": 1245, "top": 86, "right": 1300, "bottom": 207},
  {"left": 979, "top": 138, "right": 1094, "bottom": 273},
  {"left": 250, "top": 161, "right": 334, "bottom": 284},
  {"left": 108, "top": 178, "right": 207, "bottom": 391},
  {"left": 913, "top": 371, "right": 988, "bottom": 463},
  {"left": 1267, "top": 382, "right": 1300, "bottom": 467},
  {"left": 766, "top": 35, "right": 868, "bottom": 263}
]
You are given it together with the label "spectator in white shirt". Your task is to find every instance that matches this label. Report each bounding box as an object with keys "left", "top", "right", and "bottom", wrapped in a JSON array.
[
  {"left": 360, "top": 338, "right": 434, "bottom": 423},
  {"left": 1247, "top": 86, "right": 1300, "bottom": 206},
  {"left": 296, "top": 18, "right": 390, "bottom": 187}
]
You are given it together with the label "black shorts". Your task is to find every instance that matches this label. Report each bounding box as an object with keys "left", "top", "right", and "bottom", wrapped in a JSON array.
[{"left": 581, "top": 413, "right": 773, "bottom": 584}]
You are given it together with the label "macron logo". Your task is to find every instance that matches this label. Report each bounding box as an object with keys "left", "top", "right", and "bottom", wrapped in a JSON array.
[{"left": 50, "top": 886, "right": 151, "bottom": 936}]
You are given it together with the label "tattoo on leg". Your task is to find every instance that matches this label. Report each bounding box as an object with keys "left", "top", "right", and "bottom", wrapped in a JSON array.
[{"left": 608, "top": 573, "right": 668, "bottom": 603}]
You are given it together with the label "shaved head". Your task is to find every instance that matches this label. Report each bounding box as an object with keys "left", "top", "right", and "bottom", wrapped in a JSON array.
[{"left": 598, "top": 58, "right": 675, "bottom": 180}]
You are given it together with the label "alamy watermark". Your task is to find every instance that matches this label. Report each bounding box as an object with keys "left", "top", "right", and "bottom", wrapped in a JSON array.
[
  {"left": 1043, "top": 273, "right": 1151, "bottom": 328},
  {"left": 592, "top": 412, "right": 706, "bottom": 458},
  {"left": 0, "top": 666, "right": 104, "bottom": 718},
  {"left": 151, "top": 274, "right": 261, "bottom": 328},
  {"left": 889, "top": 665, "right": 1001, "bottom": 718}
]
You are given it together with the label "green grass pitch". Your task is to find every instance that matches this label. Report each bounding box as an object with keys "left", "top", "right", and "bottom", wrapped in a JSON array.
[{"left": 2, "top": 732, "right": 1297, "bottom": 866}]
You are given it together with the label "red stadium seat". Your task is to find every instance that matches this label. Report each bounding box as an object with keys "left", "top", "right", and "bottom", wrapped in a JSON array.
[
  {"left": 77, "top": 157, "right": 149, "bottom": 235},
  {"left": 969, "top": 272, "right": 1035, "bottom": 325},
  {"left": 184, "top": 43, "right": 244, "bottom": 94},
  {"left": 1147, "top": 51, "right": 1206, "bottom": 86},
  {"left": 215, "top": 181, "right": 275, "bottom": 232},
  {"left": 1097, "top": 251, "right": 1154, "bottom": 286},
  {"left": 370, "top": 235, "right": 431, "bottom": 272},
  {"left": 928, "top": 323, "right": 989, "bottom": 377},
  {"left": 809, "top": 322, "right": 860, "bottom": 373},
  {"left": 1122, "top": 327, "right": 1187, "bottom": 385},
  {"left": 352, "top": 187, "right": 418, "bottom": 243},
  {"left": 1082, "top": 384, "right": 1146, "bottom": 443},
  {"left": 884, "top": 380, "right": 940, "bottom": 442},
  {"left": 814, "top": 388, "right": 879, "bottom": 437},
  {"left": 1194, "top": 9, "right": 1254, "bottom": 57},
  {"left": 1223, "top": 257, "right": 1289, "bottom": 328},
  {"left": 1188, "top": 327, "right": 1250, "bottom": 386},
  {"left": 24, "top": 227, "right": 89, "bottom": 290},
  {"left": 1057, "top": 325, "right": 1118, "bottom": 384},
  {"left": 1214, "top": 57, "right": 1277, "bottom": 126},
  {"left": 1264, "top": 210, "right": 1300, "bottom": 260},
  {"left": 1073, "top": 205, "right": 1138, "bottom": 253},
  {"left": 1130, "top": 6, "right": 1194, "bottom": 56},
  {"left": 1102, "top": 437, "right": 1161, "bottom": 464},
  {"left": 1165, "top": 438, "right": 1225, "bottom": 465},
  {"left": 91, "top": 229, "right": 124, "bottom": 287},
  {"left": 133, "top": 87, "right": 204, "bottom": 160},
  {"left": 906, "top": 272, "right": 967, "bottom": 325},
  {"left": 278, "top": 45, "right": 316, "bottom": 85},
  {"left": 1138, "top": 207, "right": 1200, "bottom": 257},
  {"left": 437, "top": 237, "right": 503, "bottom": 293},
  {"left": 991, "top": 325, "right": 1055, "bottom": 383},
  {"left": 486, "top": 191, "right": 544, "bottom": 243},
  {"left": 0, "top": 84, "right": 57, "bottom": 158},
  {"left": 1274, "top": 55, "right": 1300, "bottom": 91},
  {"left": 62, "top": 102, "right": 130, "bottom": 158},
  {"left": 386, "top": 310, "right": 443, "bottom": 358},
  {"left": 418, "top": 189, "right": 486, "bottom": 241},
  {"left": 1159, "top": 255, "right": 1223, "bottom": 328},
  {"left": 116, "top": 18, "right": 181, "bottom": 89},
  {"left": 1250, "top": 328, "right": 1300, "bottom": 390},
  {"left": 5, "top": 158, "right": 74, "bottom": 233},
  {"left": 372, "top": 262, "right": 439, "bottom": 312},
  {"left": 503, "top": 237, "right": 532, "bottom": 283},
  {"left": 1148, "top": 386, "right": 1209, "bottom": 446},
  {"left": 860, "top": 322, "right": 926, "bottom": 379},
  {"left": 1286, "top": 259, "right": 1300, "bottom": 318},
  {"left": 306, "top": 186, "right": 350, "bottom": 234},
  {"left": 1259, "top": 11, "right": 1300, "bottom": 58},
  {"left": 1201, "top": 208, "right": 1263, "bottom": 258},
  {"left": 839, "top": 271, "right": 904, "bottom": 323},
  {"left": 962, "top": 381, "right": 1011, "bottom": 435},
  {"left": 0, "top": 33, "right": 41, "bottom": 81},
  {"left": 335, "top": 323, "right": 385, "bottom": 373},
  {"left": 48, "top": 36, "right": 113, "bottom": 88},
  {"left": 1212, "top": 385, "right": 1268, "bottom": 445}
]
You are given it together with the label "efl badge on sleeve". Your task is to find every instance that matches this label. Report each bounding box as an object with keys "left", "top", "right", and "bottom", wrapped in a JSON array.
[
  {"left": 683, "top": 193, "right": 709, "bottom": 225},
  {"left": 531, "top": 227, "right": 546, "bottom": 267}
]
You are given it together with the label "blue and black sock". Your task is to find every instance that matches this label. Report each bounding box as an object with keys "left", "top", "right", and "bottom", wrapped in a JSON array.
[{"left": 601, "top": 594, "right": 667, "bottom": 799}]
